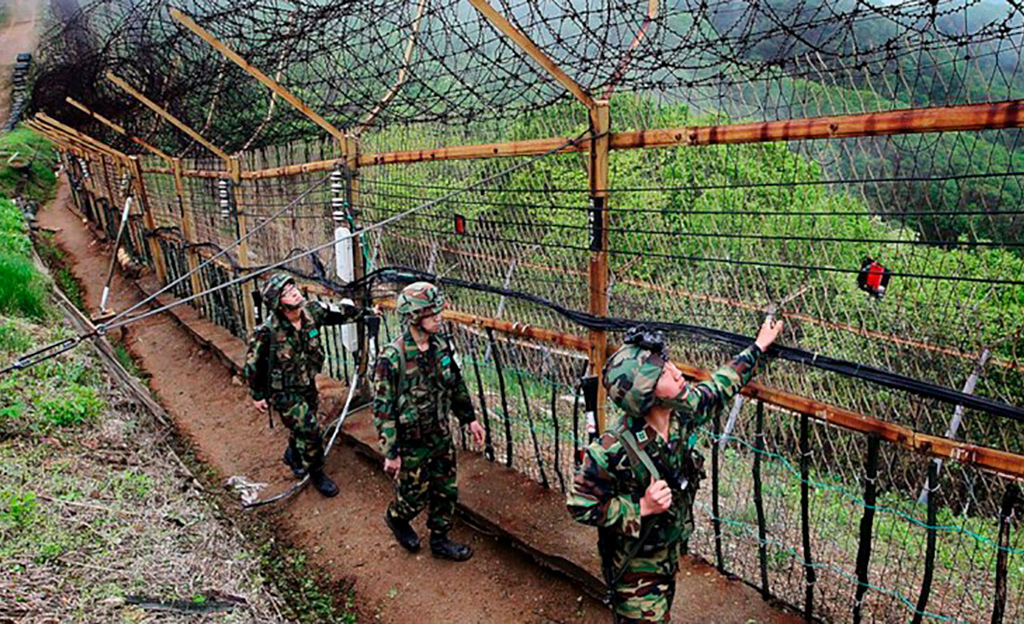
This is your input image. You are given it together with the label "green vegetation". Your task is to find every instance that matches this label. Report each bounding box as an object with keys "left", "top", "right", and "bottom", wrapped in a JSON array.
[
  {"left": 0, "top": 268, "right": 341, "bottom": 621},
  {"left": 710, "top": 438, "right": 1023, "bottom": 621},
  {"left": 370, "top": 94, "right": 1024, "bottom": 361},
  {"left": 259, "top": 541, "right": 358, "bottom": 623},
  {"left": 34, "top": 230, "right": 84, "bottom": 311},
  {"left": 0, "top": 199, "right": 48, "bottom": 318},
  {"left": 0, "top": 126, "right": 59, "bottom": 202}
]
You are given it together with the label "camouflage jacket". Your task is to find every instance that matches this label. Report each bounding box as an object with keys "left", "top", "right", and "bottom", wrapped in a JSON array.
[
  {"left": 567, "top": 345, "right": 763, "bottom": 550},
  {"left": 244, "top": 300, "right": 362, "bottom": 401},
  {"left": 372, "top": 330, "right": 476, "bottom": 459}
]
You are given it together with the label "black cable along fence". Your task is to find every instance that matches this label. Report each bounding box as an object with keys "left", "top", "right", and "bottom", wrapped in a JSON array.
[{"left": 38, "top": 1, "right": 1024, "bottom": 622}]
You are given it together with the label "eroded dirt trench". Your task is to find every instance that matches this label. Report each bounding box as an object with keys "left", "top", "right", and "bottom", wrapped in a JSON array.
[{"left": 39, "top": 182, "right": 609, "bottom": 622}]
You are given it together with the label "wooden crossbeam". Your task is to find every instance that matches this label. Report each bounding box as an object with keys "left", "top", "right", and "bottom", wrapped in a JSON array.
[
  {"left": 228, "top": 99, "right": 1024, "bottom": 177},
  {"left": 66, "top": 96, "right": 173, "bottom": 161},
  {"left": 169, "top": 8, "right": 348, "bottom": 148},
  {"left": 468, "top": 0, "right": 595, "bottom": 110},
  {"left": 34, "top": 114, "right": 128, "bottom": 160},
  {"left": 106, "top": 71, "right": 231, "bottom": 162}
]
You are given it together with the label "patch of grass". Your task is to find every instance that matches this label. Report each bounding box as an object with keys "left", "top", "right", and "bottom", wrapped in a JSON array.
[
  {"left": 113, "top": 343, "right": 143, "bottom": 379},
  {"left": 106, "top": 470, "right": 154, "bottom": 501},
  {"left": 34, "top": 230, "right": 84, "bottom": 311},
  {"left": 0, "top": 319, "right": 32, "bottom": 353},
  {"left": 0, "top": 199, "right": 49, "bottom": 319},
  {"left": 259, "top": 541, "right": 357, "bottom": 623},
  {"left": 0, "top": 126, "right": 58, "bottom": 203},
  {"left": 0, "top": 250, "right": 48, "bottom": 318},
  {"left": 35, "top": 384, "right": 104, "bottom": 428},
  {"left": 0, "top": 401, "right": 25, "bottom": 426},
  {"left": 0, "top": 489, "right": 38, "bottom": 530}
]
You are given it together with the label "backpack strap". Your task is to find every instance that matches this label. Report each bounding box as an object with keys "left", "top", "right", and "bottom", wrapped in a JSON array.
[{"left": 611, "top": 427, "right": 661, "bottom": 482}]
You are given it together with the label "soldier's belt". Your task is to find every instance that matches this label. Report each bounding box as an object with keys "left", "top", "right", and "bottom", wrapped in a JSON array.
[{"left": 398, "top": 419, "right": 446, "bottom": 441}]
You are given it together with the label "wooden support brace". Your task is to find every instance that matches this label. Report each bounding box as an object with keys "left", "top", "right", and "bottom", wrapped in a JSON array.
[
  {"left": 468, "top": 0, "right": 594, "bottom": 110},
  {"left": 129, "top": 156, "right": 168, "bottom": 283},
  {"left": 106, "top": 72, "right": 231, "bottom": 162},
  {"left": 169, "top": 8, "right": 348, "bottom": 147},
  {"left": 355, "top": 0, "right": 428, "bottom": 136},
  {"left": 66, "top": 96, "right": 173, "bottom": 162},
  {"left": 35, "top": 113, "right": 129, "bottom": 160},
  {"left": 30, "top": 120, "right": 113, "bottom": 163},
  {"left": 601, "top": 0, "right": 659, "bottom": 99},
  {"left": 23, "top": 120, "right": 71, "bottom": 149}
]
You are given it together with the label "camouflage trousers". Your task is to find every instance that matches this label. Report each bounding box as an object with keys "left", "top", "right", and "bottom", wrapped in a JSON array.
[
  {"left": 607, "top": 540, "right": 683, "bottom": 623},
  {"left": 271, "top": 387, "right": 324, "bottom": 473},
  {"left": 387, "top": 429, "right": 457, "bottom": 535}
]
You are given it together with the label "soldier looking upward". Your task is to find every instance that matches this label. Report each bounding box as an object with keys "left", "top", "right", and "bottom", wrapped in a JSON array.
[
  {"left": 244, "top": 273, "right": 366, "bottom": 497},
  {"left": 568, "top": 318, "right": 783, "bottom": 623}
]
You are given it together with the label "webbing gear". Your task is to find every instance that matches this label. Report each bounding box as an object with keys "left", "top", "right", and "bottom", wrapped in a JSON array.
[
  {"left": 383, "top": 333, "right": 456, "bottom": 443},
  {"left": 615, "top": 427, "right": 661, "bottom": 482},
  {"left": 600, "top": 425, "right": 662, "bottom": 603}
]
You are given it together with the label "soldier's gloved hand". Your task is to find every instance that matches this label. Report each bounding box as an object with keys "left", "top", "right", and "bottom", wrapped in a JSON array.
[
  {"left": 469, "top": 420, "right": 486, "bottom": 449},
  {"left": 253, "top": 399, "right": 268, "bottom": 414},
  {"left": 384, "top": 456, "right": 402, "bottom": 480},
  {"left": 640, "top": 478, "right": 673, "bottom": 517}
]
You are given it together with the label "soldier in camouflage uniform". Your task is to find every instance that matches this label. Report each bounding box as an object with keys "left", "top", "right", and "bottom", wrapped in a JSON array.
[
  {"left": 567, "top": 318, "right": 783, "bottom": 623},
  {"left": 373, "top": 281, "right": 486, "bottom": 561},
  {"left": 244, "top": 273, "right": 366, "bottom": 497}
]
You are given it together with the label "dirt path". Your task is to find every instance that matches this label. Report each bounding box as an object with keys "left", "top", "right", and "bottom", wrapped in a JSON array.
[
  {"left": 39, "top": 181, "right": 612, "bottom": 622},
  {"left": 0, "top": 0, "right": 41, "bottom": 123}
]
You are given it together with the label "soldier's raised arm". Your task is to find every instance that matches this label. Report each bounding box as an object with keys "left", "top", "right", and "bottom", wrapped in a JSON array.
[
  {"left": 306, "top": 297, "right": 364, "bottom": 327},
  {"left": 679, "top": 316, "right": 783, "bottom": 427}
]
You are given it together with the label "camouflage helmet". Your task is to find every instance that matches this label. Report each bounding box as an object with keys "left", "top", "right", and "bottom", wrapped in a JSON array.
[
  {"left": 602, "top": 326, "right": 670, "bottom": 418},
  {"left": 261, "top": 272, "right": 295, "bottom": 311},
  {"left": 397, "top": 281, "right": 445, "bottom": 322}
]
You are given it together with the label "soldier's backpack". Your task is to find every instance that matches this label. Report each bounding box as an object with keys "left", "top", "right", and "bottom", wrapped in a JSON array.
[{"left": 597, "top": 425, "right": 662, "bottom": 604}]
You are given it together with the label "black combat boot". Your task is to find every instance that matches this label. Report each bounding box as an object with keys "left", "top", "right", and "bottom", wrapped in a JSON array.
[
  {"left": 282, "top": 446, "right": 307, "bottom": 479},
  {"left": 430, "top": 532, "right": 473, "bottom": 562},
  {"left": 385, "top": 510, "right": 421, "bottom": 552},
  {"left": 309, "top": 470, "right": 339, "bottom": 497}
]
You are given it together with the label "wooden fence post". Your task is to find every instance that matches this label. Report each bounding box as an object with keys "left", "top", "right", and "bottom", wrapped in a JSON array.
[
  {"left": 344, "top": 135, "right": 373, "bottom": 393},
  {"left": 230, "top": 156, "right": 257, "bottom": 334},
  {"left": 129, "top": 156, "right": 168, "bottom": 283},
  {"left": 173, "top": 158, "right": 205, "bottom": 303},
  {"left": 587, "top": 100, "right": 611, "bottom": 434}
]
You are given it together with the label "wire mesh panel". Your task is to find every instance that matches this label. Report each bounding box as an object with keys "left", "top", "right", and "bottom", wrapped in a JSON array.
[
  {"left": 604, "top": 126, "right": 1024, "bottom": 445},
  {"left": 239, "top": 139, "right": 339, "bottom": 271},
  {"left": 141, "top": 164, "right": 182, "bottom": 231}
]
